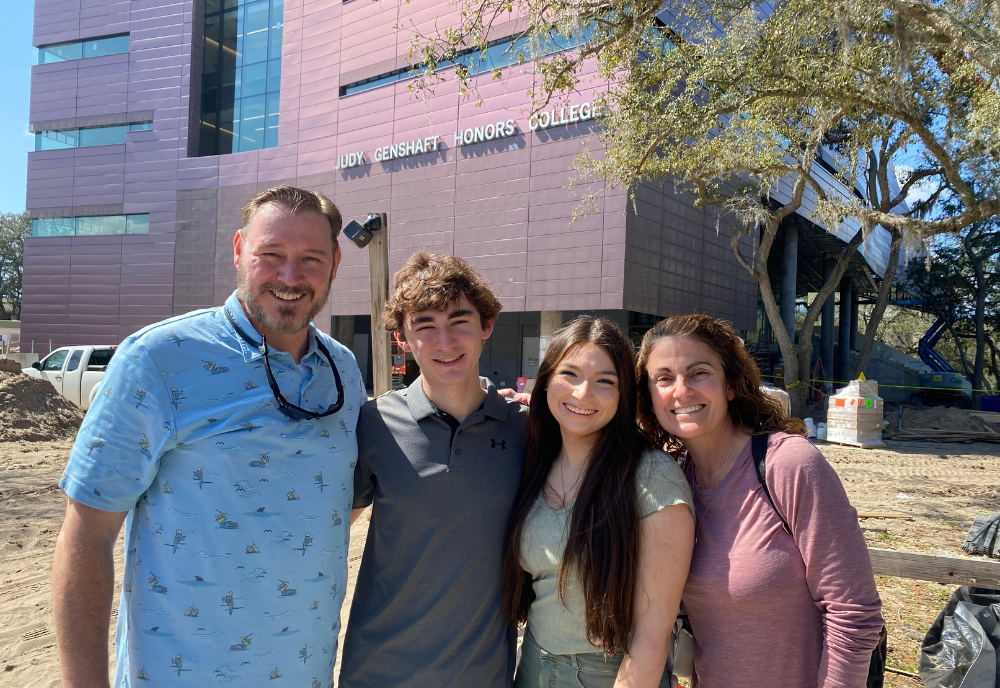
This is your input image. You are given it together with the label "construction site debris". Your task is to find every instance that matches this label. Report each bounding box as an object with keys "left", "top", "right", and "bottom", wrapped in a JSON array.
[
  {"left": 0, "top": 372, "right": 84, "bottom": 443},
  {"left": 0, "top": 359, "right": 22, "bottom": 374},
  {"left": 827, "top": 380, "right": 884, "bottom": 447},
  {"left": 902, "top": 406, "right": 987, "bottom": 433}
]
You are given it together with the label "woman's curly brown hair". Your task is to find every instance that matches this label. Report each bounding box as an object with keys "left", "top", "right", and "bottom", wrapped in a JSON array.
[
  {"left": 384, "top": 250, "right": 502, "bottom": 336},
  {"left": 636, "top": 314, "right": 794, "bottom": 455}
]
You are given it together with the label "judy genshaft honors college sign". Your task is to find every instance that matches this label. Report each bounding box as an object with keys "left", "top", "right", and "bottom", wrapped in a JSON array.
[{"left": 335, "top": 100, "right": 601, "bottom": 170}]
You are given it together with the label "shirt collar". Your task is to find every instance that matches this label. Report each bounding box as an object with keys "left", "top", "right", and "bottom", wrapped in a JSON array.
[
  {"left": 404, "top": 375, "right": 509, "bottom": 422},
  {"left": 222, "top": 290, "right": 321, "bottom": 364}
]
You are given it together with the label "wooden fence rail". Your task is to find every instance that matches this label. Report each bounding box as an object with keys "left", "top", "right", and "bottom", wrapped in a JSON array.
[{"left": 869, "top": 547, "right": 1000, "bottom": 589}]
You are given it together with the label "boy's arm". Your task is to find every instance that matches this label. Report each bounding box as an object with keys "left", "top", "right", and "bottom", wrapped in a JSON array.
[{"left": 52, "top": 498, "right": 128, "bottom": 688}]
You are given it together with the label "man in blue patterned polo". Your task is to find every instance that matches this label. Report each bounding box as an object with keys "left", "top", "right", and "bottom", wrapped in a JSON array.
[{"left": 52, "top": 186, "right": 365, "bottom": 688}]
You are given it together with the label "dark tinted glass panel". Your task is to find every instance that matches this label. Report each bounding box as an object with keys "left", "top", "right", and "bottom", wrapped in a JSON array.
[
  {"left": 222, "top": 9, "right": 240, "bottom": 70},
  {"left": 88, "top": 350, "right": 116, "bottom": 367},
  {"left": 200, "top": 0, "right": 282, "bottom": 155},
  {"left": 67, "top": 350, "right": 84, "bottom": 372},
  {"left": 31, "top": 218, "right": 76, "bottom": 237}
]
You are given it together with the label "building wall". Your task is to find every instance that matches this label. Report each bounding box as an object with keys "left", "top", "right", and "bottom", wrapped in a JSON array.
[{"left": 23, "top": 0, "right": 759, "bottom": 350}]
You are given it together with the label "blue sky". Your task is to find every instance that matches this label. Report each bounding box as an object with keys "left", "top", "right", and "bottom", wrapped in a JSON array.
[{"left": 0, "top": 4, "right": 36, "bottom": 213}]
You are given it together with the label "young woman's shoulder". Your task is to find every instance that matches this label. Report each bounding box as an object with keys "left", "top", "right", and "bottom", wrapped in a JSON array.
[{"left": 637, "top": 448, "right": 694, "bottom": 519}]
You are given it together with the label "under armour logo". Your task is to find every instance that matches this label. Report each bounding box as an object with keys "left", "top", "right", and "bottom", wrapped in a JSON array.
[{"left": 491, "top": 439, "right": 506, "bottom": 449}]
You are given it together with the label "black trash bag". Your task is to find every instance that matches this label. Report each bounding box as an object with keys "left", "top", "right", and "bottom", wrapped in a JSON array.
[{"left": 919, "top": 586, "right": 1000, "bottom": 688}]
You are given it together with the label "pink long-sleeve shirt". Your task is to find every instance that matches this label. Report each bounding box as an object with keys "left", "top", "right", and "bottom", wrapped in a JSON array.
[{"left": 681, "top": 432, "right": 883, "bottom": 688}]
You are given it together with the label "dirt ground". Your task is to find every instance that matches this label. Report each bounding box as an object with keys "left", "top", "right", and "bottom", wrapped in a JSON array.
[{"left": 1, "top": 437, "right": 998, "bottom": 688}]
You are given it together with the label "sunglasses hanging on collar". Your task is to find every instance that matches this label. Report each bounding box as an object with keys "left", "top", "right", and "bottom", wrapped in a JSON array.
[{"left": 225, "top": 307, "right": 345, "bottom": 421}]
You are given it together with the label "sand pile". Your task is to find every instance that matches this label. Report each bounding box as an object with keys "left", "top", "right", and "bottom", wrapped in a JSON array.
[
  {"left": 0, "top": 358, "right": 22, "bottom": 373},
  {"left": 0, "top": 371, "right": 84, "bottom": 442},
  {"left": 901, "top": 405, "right": 987, "bottom": 432}
]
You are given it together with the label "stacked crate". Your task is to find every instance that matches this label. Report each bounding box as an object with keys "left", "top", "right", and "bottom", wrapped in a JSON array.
[{"left": 827, "top": 380, "right": 884, "bottom": 447}]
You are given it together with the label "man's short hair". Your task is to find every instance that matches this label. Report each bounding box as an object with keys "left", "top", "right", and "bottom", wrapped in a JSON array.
[
  {"left": 241, "top": 185, "right": 342, "bottom": 249},
  {"left": 384, "top": 250, "right": 502, "bottom": 337}
]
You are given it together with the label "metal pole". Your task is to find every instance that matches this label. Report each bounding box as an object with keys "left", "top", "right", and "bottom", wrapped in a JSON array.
[{"left": 368, "top": 212, "right": 392, "bottom": 397}]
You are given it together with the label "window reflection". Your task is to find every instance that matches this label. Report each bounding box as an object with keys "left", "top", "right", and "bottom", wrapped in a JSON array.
[
  {"left": 30, "top": 214, "right": 151, "bottom": 238},
  {"left": 199, "top": 0, "right": 283, "bottom": 155},
  {"left": 38, "top": 34, "right": 129, "bottom": 64},
  {"left": 34, "top": 122, "right": 152, "bottom": 151},
  {"left": 341, "top": 25, "right": 595, "bottom": 97}
]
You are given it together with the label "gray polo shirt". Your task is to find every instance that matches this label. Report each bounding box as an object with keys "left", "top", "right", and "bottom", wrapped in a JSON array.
[{"left": 340, "top": 377, "right": 528, "bottom": 688}]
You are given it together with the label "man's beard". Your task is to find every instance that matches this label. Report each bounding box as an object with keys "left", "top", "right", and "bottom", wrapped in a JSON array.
[{"left": 237, "top": 263, "right": 332, "bottom": 335}]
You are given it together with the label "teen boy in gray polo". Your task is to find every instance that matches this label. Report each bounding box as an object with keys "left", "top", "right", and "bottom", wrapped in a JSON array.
[{"left": 340, "top": 251, "right": 528, "bottom": 688}]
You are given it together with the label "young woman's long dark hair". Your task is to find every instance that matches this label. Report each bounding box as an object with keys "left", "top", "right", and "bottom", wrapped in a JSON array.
[{"left": 501, "top": 316, "right": 651, "bottom": 657}]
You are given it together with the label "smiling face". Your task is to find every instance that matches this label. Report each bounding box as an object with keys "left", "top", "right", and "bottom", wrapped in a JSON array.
[
  {"left": 397, "top": 294, "right": 494, "bottom": 391},
  {"left": 545, "top": 343, "right": 621, "bottom": 446},
  {"left": 645, "top": 335, "right": 735, "bottom": 442},
  {"left": 233, "top": 204, "right": 341, "bottom": 337}
]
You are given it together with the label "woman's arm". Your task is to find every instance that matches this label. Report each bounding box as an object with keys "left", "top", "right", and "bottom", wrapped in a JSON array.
[
  {"left": 615, "top": 503, "right": 694, "bottom": 688},
  {"left": 767, "top": 435, "right": 883, "bottom": 688}
]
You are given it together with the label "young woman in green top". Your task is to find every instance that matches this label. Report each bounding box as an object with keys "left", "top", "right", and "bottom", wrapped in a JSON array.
[{"left": 504, "top": 316, "right": 695, "bottom": 688}]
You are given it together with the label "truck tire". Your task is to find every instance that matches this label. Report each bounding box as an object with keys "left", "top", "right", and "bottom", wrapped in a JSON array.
[
  {"left": 954, "top": 395, "right": 971, "bottom": 410},
  {"left": 909, "top": 393, "right": 923, "bottom": 406}
]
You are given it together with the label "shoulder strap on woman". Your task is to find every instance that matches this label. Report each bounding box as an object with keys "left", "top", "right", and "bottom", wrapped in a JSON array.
[{"left": 750, "top": 433, "right": 792, "bottom": 535}]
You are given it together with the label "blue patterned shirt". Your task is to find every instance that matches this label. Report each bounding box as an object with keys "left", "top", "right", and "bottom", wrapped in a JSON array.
[{"left": 60, "top": 291, "right": 365, "bottom": 687}]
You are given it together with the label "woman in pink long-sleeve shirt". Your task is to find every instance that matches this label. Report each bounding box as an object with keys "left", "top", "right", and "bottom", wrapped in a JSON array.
[{"left": 635, "top": 314, "right": 883, "bottom": 688}]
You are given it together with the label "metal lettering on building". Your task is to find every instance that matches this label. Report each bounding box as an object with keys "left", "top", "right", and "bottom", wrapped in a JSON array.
[{"left": 334, "top": 101, "right": 598, "bottom": 170}]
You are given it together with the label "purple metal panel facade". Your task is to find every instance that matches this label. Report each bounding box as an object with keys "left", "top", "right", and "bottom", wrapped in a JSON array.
[{"left": 23, "top": 0, "right": 758, "bottom": 352}]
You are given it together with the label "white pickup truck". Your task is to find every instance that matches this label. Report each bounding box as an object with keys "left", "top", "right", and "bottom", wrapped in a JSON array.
[{"left": 23, "top": 345, "right": 117, "bottom": 410}]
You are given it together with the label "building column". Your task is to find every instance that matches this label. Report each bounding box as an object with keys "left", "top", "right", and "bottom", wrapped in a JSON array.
[
  {"left": 837, "top": 276, "right": 853, "bottom": 382},
  {"left": 779, "top": 224, "right": 798, "bottom": 342},
  {"left": 849, "top": 287, "right": 860, "bottom": 351},
  {"left": 820, "top": 259, "right": 835, "bottom": 387},
  {"left": 538, "top": 311, "right": 563, "bottom": 365}
]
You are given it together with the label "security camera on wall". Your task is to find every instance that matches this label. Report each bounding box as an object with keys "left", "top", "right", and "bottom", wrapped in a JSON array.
[{"left": 343, "top": 214, "right": 383, "bottom": 249}]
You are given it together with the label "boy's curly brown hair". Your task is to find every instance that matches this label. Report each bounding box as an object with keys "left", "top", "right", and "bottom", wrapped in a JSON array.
[{"left": 383, "top": 250, "right": 502, "bottom": 337}]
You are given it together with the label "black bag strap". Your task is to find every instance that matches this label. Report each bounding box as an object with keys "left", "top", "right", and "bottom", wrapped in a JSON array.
[{"left": 750, "top": 433, "right": 792, "bottom": 535}]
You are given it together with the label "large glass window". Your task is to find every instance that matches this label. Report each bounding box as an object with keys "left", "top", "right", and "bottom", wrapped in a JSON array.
[
  {"left": 341, "top": 26, "right": 594, "bottom": 97},
  {"left": 38, "top": 34, "right": 130, "bottom": 64},
  {"left": 34, "top": 122, "right": 152, "bottom": 151},
  {"left": 199, "top": 0, "right": 284, "bottom": 155},
  {"left": 30, "top": 214, "right": 151, "bottom": 238}
]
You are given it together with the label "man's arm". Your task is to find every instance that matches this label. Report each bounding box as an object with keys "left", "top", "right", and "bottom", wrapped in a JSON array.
[
  {"left": 350, "top": 508, "right": 368, "bottom": 525},
  {"left": 52, "top": 498, "right": 128, "bottom": 688}
]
